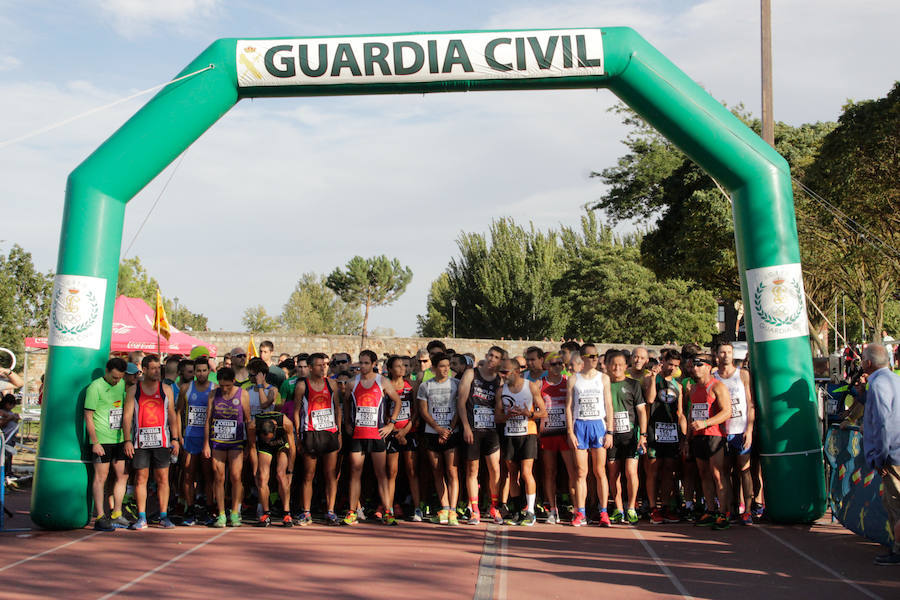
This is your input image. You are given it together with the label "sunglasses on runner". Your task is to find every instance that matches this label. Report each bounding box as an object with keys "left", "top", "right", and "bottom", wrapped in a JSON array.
[
  {"left": 418, "top": 359, "right": 430, "bottom": 363},
  {"left": 549, "top": 361, "right": 564, "bottom": 367},
  {"left": 583, "top": 354, "right": 598, "bottom": 359},
  {"left": 233, "top": 353, "right": 246, "bottom": 358},
  {"left": 333, "top": 359, "right": 348, "bottom": 364},
  {"left": 498, "top": 369, "right": 511, "bottom": 375}
]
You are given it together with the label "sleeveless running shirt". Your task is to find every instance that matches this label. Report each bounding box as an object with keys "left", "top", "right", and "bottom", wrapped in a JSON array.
[
  {"left": 247, "top": 383, "right": 276, "bottom": 416},
  {"left": 254, "top": 411, "right": 287, "bottom": 444},
  {"left": 184, "top": 381, "right": 211, "bottom": 439},
  {"left": 467, "top": 368, "right": 500, "bottom": 431},
  {"left": 351, "top": 374, "right": 387, "bottom": 440},
  {"left": 540, "top": 375, "right": 568, "bottom": 435},
  {"left": 393, "top": 379, "right": 414, "bottom": 431},
  {"left": 715, "top": 369, "right": 748, "bottom": 435},
  {"left": 690, "top": 379, "right": 724, "bottom": 437},
  {"left": 210, "top": 387, "right": 245, "bottom": 446},
  {"left": 572, "top": 372, "right": 605, "bottom": 422},
  {"left": 649, "top": 375, "right": 680, "bottom": 444},
  {"left": 501, "top": 381, "right": 537, "bottom": 436},
  {"left": 418, "top": 377, "right": 459, "bottom": 434},
  {"left": 299, "top": 378, "right": 338, "bottom": 433},
  {"left": 133, "top": 382, "right": 170, "bottom": 449}
]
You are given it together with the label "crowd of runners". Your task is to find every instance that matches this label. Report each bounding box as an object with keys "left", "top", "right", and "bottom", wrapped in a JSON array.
[{"left": 84, "top": 339, "right": 763, "bottom": 532}]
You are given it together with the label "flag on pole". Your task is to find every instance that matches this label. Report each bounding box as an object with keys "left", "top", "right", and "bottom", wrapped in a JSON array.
[
  {"left": 153, "top": 288, "right": 171, "bottom": 341},
  {"left": 248, "top": 334, "right": 258, "bottom": 359}
]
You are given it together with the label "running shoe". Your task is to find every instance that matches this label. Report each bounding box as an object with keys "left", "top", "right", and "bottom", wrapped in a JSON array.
[
  {"left": 412, "top": 507, "right": 424, "bottom": 522},
  {"left": 129, "top": 517, "right": 148, "bottom": 530},
  {"left": 712, "top": 514, "right": 731, "bottom": 530},
  {"left": 301, "top": 512, "right": 314, "bottom": 526},
  {"left": 650, "top": 508, "right": 665, "bottom": 525},
  {"left": 181, "top": 513, "right": 196, "bottom": 527},
  {"left": 626, "top": 509, "right": 639, "bottom": 525},
  {"left": 520, "top": 511, "right": 536, "bottom": 527},
  {"left": 468, "top": 511, "right": 481, "bottom": 526},
  {"left": 160, "top": 517, "right": 176, "bottom": 529},
  {"left": 598, "top": 511, "right": 611, "bottom": 527},
  {"left": 663, "top": 508, "right": 681, "bottom": 524},
  {"left": 256, "top": 513, "right": 271, "bottom": 527},
  {"left": 874, "top": 552, "right": 900, "bottom": 566},
  {"left": 343, "top": 511, "right": 358, "bottom": 526},
  {"left": 609, "top": 509, "right": 624, "bottom": 524},
  {"left": 282, "top": 515, "right": 294, "bottom": 528},
  {"left": 356, "top": 507, "right": 367, "bottom": 521},
  {"left": 112, "top": 515, "right": 132, "bottom": 529},
  {"left": 489, "top": 506, "right": 504, "bottom": 525},
  {"left": 752, "top": 503, "right": 766, "bottom": 520},
  {"left": 504, "top": 512, "right": 522, "bottom": 526},
  {"left": 546, "top": 510, "right": 559, "bottom": 525},
  {"left": 571, "top": 512, "right": 586, "bottom": 527},
  {"left": 433, "top": 509, "right": 449, "bottom": 525},
  {"left": 383, "top": 512, "right": 399, "bottom": 526},
  {"left": 695, "top": 512, "right": 717, "bottom": 527},
  {"left": 740, "top": 512, "right": 753, "bottom": 526},
  {"left": 326, "top": 511, "right": 340, "bottom": 526},
  {"left": 374, "top": 505, "right": 384, "bottom": 520},
  {"left": 212, "top": 513, "right": 227, "bottom": 528},
  {"left": 229, "top": 512, "right": 242, "bottom": 528},
  {"left": 448, "top": 512, "right": 459, "bottom": 526},
  {"left": 93, "top": 516, "right": 114, "bottom": 531}
]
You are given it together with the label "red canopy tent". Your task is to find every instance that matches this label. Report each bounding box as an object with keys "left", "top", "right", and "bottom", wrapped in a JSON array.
[{"left": 26, "top": 296, "right": 217, "bottom": 356}]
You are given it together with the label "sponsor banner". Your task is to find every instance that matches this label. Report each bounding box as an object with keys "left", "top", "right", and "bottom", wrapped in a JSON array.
[
  {"left": 237, "top": 29, "right": 603, "bottom": 88},
  {"left": 746, "top": 262, "right": 808, "bottom": 343},
  {"left": 48, "top": 274, "right": 107, "bottom": 350}
]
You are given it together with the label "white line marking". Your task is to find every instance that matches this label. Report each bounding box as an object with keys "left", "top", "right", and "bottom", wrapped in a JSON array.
[
  {"left": 497, "top": 526, "right": 508, "bottom": 600},
  {"left": 631, "top": 527, "right": 694, "bottom": 600},
  {"left": 97, "top": 528, "right": 232, "bottom": 599},
  {"left": 0, "top": 531, "right": 103, "bottom": 573},
  {"left": 758, "top": 526, "right": 882, "bottom": 600}
]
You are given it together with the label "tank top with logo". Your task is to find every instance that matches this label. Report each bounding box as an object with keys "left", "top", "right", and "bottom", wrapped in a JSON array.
[
  {"left": 715, "top": 369, "right": 748, "bottom": 435},
  {"left": 393, "top": 379, "right": 414, "bottom": 431},
  {"left": 351, "top": 374, "right": 387, "bottom": 440},
  {"left": 210, "top": 387, "right": 245, "bottom": 446},
  {"left": 501, "top": 381, "right": 537, "bottom": 437},
  {"left": 467, "top": 368, "right": 500, "bottom": 431},
  {"left": 184, "top": 381, "right": 211, "bottom": 439},
  {"left": 572, "top": 372, "right": 605, "bottom": 422},
  {"left": 133, "top": 382, "right": 170, "bottom": 449},
  {"left": 690, "top": 379, "right": 723, "bottom": 437},
  {"left": 299, "top": 378, "right": 338, "bottom": 433},
  {"left": 540, "top": 376, "right": 568, "bottom": 435},
  {"left": 649, "top": 375, "right": 680, "bottom": 444}
]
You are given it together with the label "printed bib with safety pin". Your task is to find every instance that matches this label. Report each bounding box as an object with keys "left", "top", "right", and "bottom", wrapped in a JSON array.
[
  {"left": 187, "top": 406, "right": 207, "bottom": 428},
  {"left": 432, "top": 404, "right": 452, "bottom": 427},
  {"left": 473, "top": 405, "right": 494, "bottom": 429},
  {"left": 355, "top": 406, "right": 378, "bottom": 428},
  {"left": 546, "top": 406, "right": 566, "bottom": 430},
  {"left": 613, "top": 411, "right": 631, "bottom": 433},
  {"left": 655, "top": 422, "right": 678, "bottom": 443},
  {"left": 505, "top": 415, "right": 527, "bottom": 436},
  {"left": 108, "top": 408, "right": 123, "bottom": 430},
  {"left": 312, "top": 408, "right": 336, "bottom": 431},
  {"left": 691, "top": 403, "right": 709, "bottom": 422},
  {"left": 397, "top": 401, "right": 411, "bottom": 422},
  {"left": 138, "top": 426, "right": 163, "bottom": 448},
  {"left": 214, "top": 419, "right": 237, "bottom": 441},
  {"left": 578, "top": 397, "right": 601, "bottom": 419}
]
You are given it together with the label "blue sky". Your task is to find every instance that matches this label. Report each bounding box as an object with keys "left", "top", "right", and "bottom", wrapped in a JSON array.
[{"left": 1, "top": 1, "right": 898, "bottom": 337}]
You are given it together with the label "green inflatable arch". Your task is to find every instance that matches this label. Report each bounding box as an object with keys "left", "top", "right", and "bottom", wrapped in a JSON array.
[{"left": 33, "top": 27, "right": 825, "bottom": 529}]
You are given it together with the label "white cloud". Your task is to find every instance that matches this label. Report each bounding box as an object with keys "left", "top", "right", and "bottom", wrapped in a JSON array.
[
  {"left": 92, "top": 0, "right": 222, "bottom": 37},
  {"left": 0, "top": 55, "right": 20, "bottom": 71}
]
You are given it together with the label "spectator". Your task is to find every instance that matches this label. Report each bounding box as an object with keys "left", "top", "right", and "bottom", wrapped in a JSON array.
[
  {"left": 861, "top": 344, "right": 900, "bottom": 565},
  {"left": 0, "top": 365, "right": 24, "bottom": 393},
  {"left": 1, "top": 393, "right": 21, "bottom": 464}
]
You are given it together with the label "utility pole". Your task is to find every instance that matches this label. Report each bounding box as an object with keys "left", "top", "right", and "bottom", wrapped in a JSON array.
[{"left": 760, "top": 0, "right": 774, "bottom": 147}]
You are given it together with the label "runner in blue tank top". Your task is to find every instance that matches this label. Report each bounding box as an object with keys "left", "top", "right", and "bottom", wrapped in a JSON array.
[{"left": 176, "top": 356, "right": 215, "bottom": 525}]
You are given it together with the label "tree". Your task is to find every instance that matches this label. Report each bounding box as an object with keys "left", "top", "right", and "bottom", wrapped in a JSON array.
[
  {"left": 242, "top": 305, "right": 279, "bottom": 333},
  {"left": 0, "top": 244, "right": 54, "bottom": 366},
  {"left": 117, "top": 256, "right": 208, "bottom": 331},
  {"left": 280, "top": 272, "right": 361, "bottom": 335},
  {"left": 326, "top": 256, "right": 412, "bottom": 345}
]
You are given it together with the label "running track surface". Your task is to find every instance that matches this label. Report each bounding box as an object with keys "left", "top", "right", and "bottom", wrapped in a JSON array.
[{"left": 2, "top": 491, "right": 897, "bottom": 600}]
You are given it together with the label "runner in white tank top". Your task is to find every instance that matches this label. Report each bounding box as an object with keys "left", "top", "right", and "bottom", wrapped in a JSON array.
[{"left": 572, "top": 371, "right": 607, "bottom": 421}]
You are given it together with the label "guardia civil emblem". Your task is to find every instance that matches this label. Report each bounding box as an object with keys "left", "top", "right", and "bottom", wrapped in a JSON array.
[
  {"left": 745, "top": 263, "right": 808, "bottom": 343},
  {"left": 48, "top": 274, "right": 107, "bottom": 350}
]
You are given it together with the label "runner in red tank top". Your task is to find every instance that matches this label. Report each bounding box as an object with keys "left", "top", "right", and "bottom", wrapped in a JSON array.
[
  {"left": 384, "top": 356, "right": 421, "bottom": 523},
  {"left": 687, "top": 353, "right": 732, "bottom": 530},
  {"left": 538, "top": 352, "right": 575, "bottom": 525}
]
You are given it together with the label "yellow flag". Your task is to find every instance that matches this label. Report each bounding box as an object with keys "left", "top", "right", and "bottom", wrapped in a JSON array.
[
  {"left": 153, "top": 288, "right": 171, "bottom": 340},
  {"left": 248, "top": 334, "right": 258, "bottom": 359}
]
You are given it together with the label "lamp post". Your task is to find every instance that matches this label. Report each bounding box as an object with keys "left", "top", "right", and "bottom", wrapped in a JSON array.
[{"left": 451, "top": 299, "right": 457, "bottom": 339}]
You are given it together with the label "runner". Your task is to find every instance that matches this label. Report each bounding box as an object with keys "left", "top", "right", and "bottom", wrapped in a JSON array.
[
  {"left": 497, "top": 358, "right": 545, "bottom": 526},
  {"left": 566, "top": 349, "right": 614, "bottom": 527},
  {"left": 384, "top": 355, "right": 422, "bottom": 521},
  {"left": 247, "top": 358, "right": 278, "bottom": 416},
  {"left": 202, "top": 367, "right": 254, "bottom": 528},
  {"left": 688, "top": 353, "right": 733, "bottom": 530},
  {"left": 230, "top": 347, "right": 250, "bottom": 388},
  {"left": 176, "top": 356, "right": 215, "bottom": 526},
  {"left": 714, "top": 342, "right": 755, "bottom": 525},
  {"left": 679, "top": 343, "right": 703, "bottom": 520},
  {"left": 644, "top": 349, "right": 685, "bottom": 524},
  {"left": 627, "top": 346, "right": 651, "bottom": 383},
  {"left": 605, "top": 349, "right": 648, "bottom": 525},
  {"left": 458, "top": 346, "right": 506, "bottom": 525},
  {"left": 343, "top": 350, "right": 403, "bottom": 526},
  {"left": 122, "top": 355, "right": 181, "bottom": 530},
  {"left": 418, "top": 352, "right": 461, "bottom": 525},
  {"left": 253, "top": 409, "right": 296, "bottom": 527},
  {"left": 294, "top": 353, "right": 342, "bottom": 526},
  {"left": 524, "top": 346, "right": 547, "bottom": 382},
  {"left": 539, "top": 352, "right": 575, "bottom": 525},
  {"left": 84, "top": 358, "right": 129, "bottom": 531}
]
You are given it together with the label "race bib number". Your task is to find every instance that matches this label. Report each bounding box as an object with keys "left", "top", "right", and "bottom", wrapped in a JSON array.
[
  {"left": 546, "top": 406, "right": 566, "bottom": 430},
  {"left": 691, "top": 403, "right": 709, "bottom": 422},
  {"left": 397, "top": 401, "right": 411, "bottom": 422},
  {"left": 474, "top": 405, "right": 494, "bottom": 429},
  {"left": 432, "top": 404, "right": 452, "bottom": 427},
  {"left": 108, "top": 408, "right": 122, "bottom": 430},
  {"left": 655, "top": 422, "right": 678, "bottom": 443},
  {"left": 730, "top": 396, "right": 743, "bottom": 419},
  {"left": 613, "top": 411, "right": 631, "bottom": 433},
  {"left": 355, "top": 406, "right": 378, "bottom": 428},
  {"left": 138, "top": 426, "right": 163, "bottom": 448},
  {"left": 312, "top": 408, "right": 336, "bottom": 431},
  {"left": 578, "top": 397, "right": 600, "bottom": 419},
  {"left": 214, "top": 419, "right": 237, "bottom": 441},
  {"left": 826, "top": 396, "right": 839, "bottom": 415},
  {"left": 505, "top": 415, "right": 527, "bottom": 436},
  {"left": 187, "top": 405, "right": 207, "bottom": 428}
]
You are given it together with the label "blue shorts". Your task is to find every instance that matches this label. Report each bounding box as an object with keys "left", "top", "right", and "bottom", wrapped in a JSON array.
[
  {"left": 574, "top": 419, "right": 607, "bottom": 450},
  {"left": 183, "top": 435, "right": 204, "bottom": 455},
  {"left": 726, "top": 433, "right": 751, "bottom": 456}
]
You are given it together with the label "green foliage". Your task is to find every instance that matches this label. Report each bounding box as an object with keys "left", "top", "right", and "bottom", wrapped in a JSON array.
[
  {"left": 280, "top": 272, "right": 361, "bottom": 335},
  {"left": 326, "top": 255, "right": 412, "bottom": 341},
  {"left": 242, "top": 305, "right": 279, "bottom": 333},
  {"left": 117, "top": 257, "right": 207, "bottom": 330},
  {"left": 0, "top": 244, "right": 53, "bottom": 366}
]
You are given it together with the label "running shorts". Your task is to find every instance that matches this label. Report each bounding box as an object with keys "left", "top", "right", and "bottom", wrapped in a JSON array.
[
  {"left": 539, "top": 434, "right": 570, "bottom": 453},
  {"left": 690, "top": 435, "right": 725, "bottom": 460},
  {"left": 301, "top": 430, "right": 340, "bottom": 457},
  {"left": 424, "top": 431, "right": 460, "bottom": 453},
  {"left": 725, "top": 433, "right": 751, "bottom": 456},
  {"left": 573, "top": 419, "right": 607, "bottom": 450},
  {"left": 132, "top": 447, "right": 172, "bottom": 470},
  {"left": 385, "top": 432, "right": 418, "bottom": 454},
  {"left": 502, "top": 434, "right": 538, "bottom": 462},
  {"left": 92, "top": 442, "right": 126, "bottom": 464},
  {"left": 257, "top": 438, "right": 289, "bottom": 456},
  {"left": 183, "top": 435, "right": 204, "bottom": 456},
  {"left": 461, "top": 429, "right": 500, "bottom": 461},
  {"left": 647, "top": 441, "right": 680, "bottom": 460},
  {"left": 607, "top": 432, "right": 638, "bottom": 462},
  {"left": 349, "top": 438, "right": 386, "bottom": 454}
]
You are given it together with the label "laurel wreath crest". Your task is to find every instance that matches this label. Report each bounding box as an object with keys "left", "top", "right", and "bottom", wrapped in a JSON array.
[
  {"left": 52, "top": 290, "right": 100, "bottom": 335},
  {"left": 753, "top": 278, "right": 803, "bottom": 327}
]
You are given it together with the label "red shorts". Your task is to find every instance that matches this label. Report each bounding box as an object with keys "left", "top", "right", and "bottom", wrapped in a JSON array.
[{"left": 539, "top": 435, "right": 570, "bottom": 452}]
